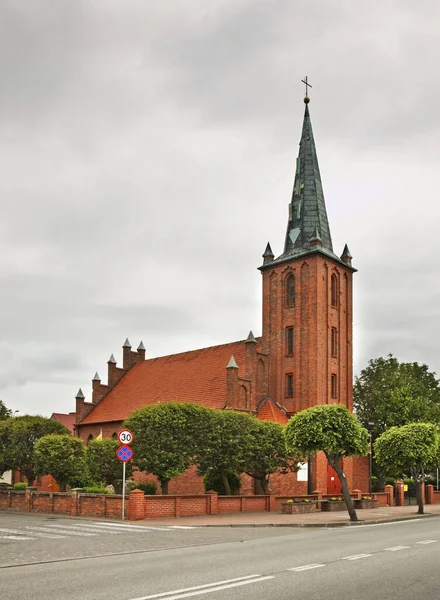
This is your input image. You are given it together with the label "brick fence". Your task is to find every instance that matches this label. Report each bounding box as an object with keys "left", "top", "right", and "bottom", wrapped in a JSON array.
[{"left": 2, "top": 485, "right": 437, "bottom": 520}]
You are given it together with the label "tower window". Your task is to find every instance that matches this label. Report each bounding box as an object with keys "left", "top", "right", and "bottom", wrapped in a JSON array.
[
  {"left": 331, "top": 327, "right": 338, "bottom": 357},
  {"left": 331, "top": 274, "right": 338, "bottom": 308},
  {"left": 286, "top": 327, "right": 294, "bottom": 356},
  {"left": 286, "top": 274, "right": 295, "bottom": 307},
  {"left": 331, "top": 374, "right": 338, "bottom": 399},
  {"left": 286, "top": 373, "right": 294, "bottom": 398},
  {"left": 87, "top": 434, "right": 94, "bottom": 446}
]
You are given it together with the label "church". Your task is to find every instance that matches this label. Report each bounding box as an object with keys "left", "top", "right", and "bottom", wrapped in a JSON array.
[{"left": 73, "top": 95, "right": 369, "bottom": 496}]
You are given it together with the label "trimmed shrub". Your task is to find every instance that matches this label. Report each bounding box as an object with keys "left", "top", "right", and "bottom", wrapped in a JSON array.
[
  {"left": 134, "top": 482, "right": 157, "bottom": 495},
  {"left": 82, "top": 485, "right": 109, "bottom": 494},
  {"left": 13, "top": 482, "right": 28, "bottom": 490}
]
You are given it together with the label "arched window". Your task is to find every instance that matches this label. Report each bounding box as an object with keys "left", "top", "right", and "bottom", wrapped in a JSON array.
[
  {"left": 286, "top": 274, "right": 295, "bottom": 307},
  {"left": 331, "top": 274, "right": 338, "bottom": 308},
  {"left": 87, "top": 434, "right": 94, "bottom": 446},
  {"left": 112, "top": 432, "right": 118, "bottom": 441}
]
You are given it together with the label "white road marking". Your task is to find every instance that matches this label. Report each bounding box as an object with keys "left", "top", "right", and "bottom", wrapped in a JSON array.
[
  {"left": 93, "top": 521, "right": 172, "bottom": 532},
  {"left": 0, "top": 527, "right": 64, "bottom": 539},
  {"left": 385, "top": 546, "right": 410, "bottom": 552},
  {"left": 0, "top": 535, "right": 34, "bottom": 540},
  {"left": 342, "top": 553, "right": 373, "bottom": 561},
  {"left": 288, "top": 564, "right": 326, "bottom": 572},
  {"left": 417, "top": 540, "right": 438, "bottom": 544},
  {"left": 130, "top": 574, "right": 273, "bottom": 600},
  {"left": 25, "top": 526, "right": 96, "bottom": 537},
  {"left": 168, "top": 526, "right": 197, "bottom": 530}
]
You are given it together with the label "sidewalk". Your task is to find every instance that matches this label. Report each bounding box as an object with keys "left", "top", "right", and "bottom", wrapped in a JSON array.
[{"left": 140, "top": 503, "right": 440, "bottom": 528}]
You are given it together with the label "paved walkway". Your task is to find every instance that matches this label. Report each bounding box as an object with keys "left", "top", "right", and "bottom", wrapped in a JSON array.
[{"left": 142, "top": 503, "right": 440, "bottom": 527}]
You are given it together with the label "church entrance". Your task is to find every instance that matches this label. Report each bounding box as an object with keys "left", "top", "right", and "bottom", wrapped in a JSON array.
[{"left": 327, "top": 464, "right": 342, "bottom": 495}]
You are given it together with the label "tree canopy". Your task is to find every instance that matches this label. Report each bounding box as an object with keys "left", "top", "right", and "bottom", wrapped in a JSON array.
[
  {"left": 34, "top": 434, "right": 87, "bottom": 491},
  {"left": 354, "top": 355, "right": 440, "bottom": 438},
  {"left": 240, "top": 419, "right": 299, "bottom": 494},
  {"left": 285, "top": 404, "right": 369, "bottom": 521},
  {"left": 86, "top": 438, "right": 132, "bottom": 491},
  {"left": 124, "top": 402, "right": 212, "bottom": 494},
  {"left": 374, "top": 422, "right": 439, "bottom": 514},
  {"left": 0, "top": 400, "right": 12, "bottom": 421},
  {"left": 0, "top": 415, "right": 70, "bottom": 484}
]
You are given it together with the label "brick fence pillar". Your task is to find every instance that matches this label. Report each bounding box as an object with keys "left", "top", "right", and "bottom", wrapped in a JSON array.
[
  {"left": 395, "top": 481, "right": 404, "bottom": 507},
  {"left": 268, "top": 494, "right": 276, "bottom": 512},
  {"left": 128, "top": 489, "right": 145, "bottom": 521},
  {"left": 70, "top": 489, "right": 80, "bottom": 516},
  {"left": 384, "top": 484, "right": 394, "bottom": 506},
  {"left": 174, "top": 496, "right": 181, "bottom": 518},
  {"left": 207, "top": 492, "right": 218, "bottom": 515},
  {"left": 426, "top": 484, "right": 434, "bottom": 505},
  {"left": 313, "top": 489, "right": 323, "bottom": 510},
  {"left": 352, "top": 489, "right": 362, "bottom": 500},
  {"left": 25, "top": 487, "right": 34, "bottom": 512}
]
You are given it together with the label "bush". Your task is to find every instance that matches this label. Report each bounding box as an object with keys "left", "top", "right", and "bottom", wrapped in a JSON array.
[
  {"left": 203, "top": 470, "right": 241, "bottom": 495},
  {"left": 13, "top": 482, "right": 28, "bottom": 491},
  {"left": 134, "top": 482, "right": 157, "bottom": 495},
  {"left": 82, "top": 485, "right": 109, "bottom": 494}
]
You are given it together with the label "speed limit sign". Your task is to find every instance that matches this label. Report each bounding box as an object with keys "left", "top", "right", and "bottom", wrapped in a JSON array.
[{"left": 118, "top": 429, "right": 134, "bottom": 445}]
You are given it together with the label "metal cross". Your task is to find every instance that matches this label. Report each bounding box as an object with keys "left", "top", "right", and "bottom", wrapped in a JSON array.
[{"left": 301, "top": 76, "right": 312, "bottom": 96}]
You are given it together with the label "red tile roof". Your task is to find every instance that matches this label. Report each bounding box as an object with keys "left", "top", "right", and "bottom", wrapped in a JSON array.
[
  {"left": 50, "top": 412, "right": 76, "bottom": 434},
  {"left": 256, "top": 399, "right": 289, "bottom": 424},
  {"left": 80, "top": 340, "right": 247, "bottom": 425}
]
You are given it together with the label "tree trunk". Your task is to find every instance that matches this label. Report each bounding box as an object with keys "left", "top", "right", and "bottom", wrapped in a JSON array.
[
  {"left": 221, "top": 471, "right": 231, "bottom": 496},
  {"left": 160, "top": 480, "right": 169, "bottom": 495},
  {"left": 330, "top": 457, "right": 359, "bottom": 522},
  {"left": 412, "top": 466, "right": 424, "bottom": 515},
  {"left": 23, "top": 470, "right": 35, "bottom": 487},
  {"left": 259, "top": 476, "right": 269, "bottom": 494}
]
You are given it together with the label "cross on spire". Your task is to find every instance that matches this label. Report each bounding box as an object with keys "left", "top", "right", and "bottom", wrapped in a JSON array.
[{"left": 301, "top": 76, "right": 312, "bottom": 98}]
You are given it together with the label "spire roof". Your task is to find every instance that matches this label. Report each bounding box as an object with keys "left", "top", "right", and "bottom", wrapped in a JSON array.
[
  {"left": 266, "top": 98, "right": 344, "bottom": 267},
  {"left": 93, "top": 372, "right": 100, "bottom": 381},
  {"left": 76, "top": 388, "right": 85, "bottom": 399}
]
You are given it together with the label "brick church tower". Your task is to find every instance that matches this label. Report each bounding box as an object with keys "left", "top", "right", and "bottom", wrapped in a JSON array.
[{"left": 259, "top": 96, "right": 355, "bottom": 419}]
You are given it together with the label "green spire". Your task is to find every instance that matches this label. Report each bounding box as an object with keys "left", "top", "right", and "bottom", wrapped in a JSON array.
[{"left": 281, "top": 100, "right": 334, "bottom": 259}]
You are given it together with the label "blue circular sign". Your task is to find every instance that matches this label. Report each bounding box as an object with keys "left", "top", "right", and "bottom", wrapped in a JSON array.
[{"left": 116, "top": 445, "right": 133, "bottom": 462}]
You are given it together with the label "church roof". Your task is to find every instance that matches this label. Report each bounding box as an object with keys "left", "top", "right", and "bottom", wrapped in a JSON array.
[
  {"left": 256, "top": 398, "right": 289, "bottom": 425},
  {"left": 79, "top": 339, "right": 250, "bottom": 425}
]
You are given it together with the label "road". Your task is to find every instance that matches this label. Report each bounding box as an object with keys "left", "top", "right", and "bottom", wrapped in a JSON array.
[{"left": 1, "top": 513, "right": 440, "bottom": 600}]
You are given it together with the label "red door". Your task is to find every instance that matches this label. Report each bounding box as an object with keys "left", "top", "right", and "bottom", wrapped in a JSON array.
[{"left": 327, "top": 464, "right": 342, "bottom": 495}]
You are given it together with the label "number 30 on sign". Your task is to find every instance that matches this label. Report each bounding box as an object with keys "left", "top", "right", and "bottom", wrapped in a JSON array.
[{"left": 118, "top": 429, "right": 134, "bottom": 445}]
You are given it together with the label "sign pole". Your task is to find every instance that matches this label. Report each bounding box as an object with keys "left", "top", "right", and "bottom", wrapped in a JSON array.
[{"left": 122, "top": 461, "right": 126, "bottom": 521}]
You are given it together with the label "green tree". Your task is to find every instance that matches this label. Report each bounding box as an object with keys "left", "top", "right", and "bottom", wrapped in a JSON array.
[
  {"left": 86, "top": 438, "right": 132, "bottom": 491},
  {"left": 197, "top": 410, "right": 257, "bottom": 496},
  {"left": 0, "top": 400, "right": 12, "bottom": 420},
  {"left": 0, "top": 415, "right": 69, "bottom": 484},
  {"left": 374, "top": 423, "right": 439, "bottom": 515},
  {"left": 241, "top": 419, "right": 299, "bottom": 493},
  {"left": 34, "top": 434, "right": 87, "bottom": 491},
  {"left": 124, "top": 402, "right": 212, "bottom": 494},
  {"left": 285, "top": 404, "right": 369, "bottom": 522},
  {"left": 354, "top": 355, "right": 440, "bottom": 437}
]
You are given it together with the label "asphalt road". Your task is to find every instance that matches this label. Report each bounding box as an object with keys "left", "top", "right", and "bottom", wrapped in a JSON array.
[{"left": 1, "top": 513, "right": 440, "bottom": 600}]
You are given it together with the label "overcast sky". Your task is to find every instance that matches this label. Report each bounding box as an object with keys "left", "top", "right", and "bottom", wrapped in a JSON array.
[{"left": 2, "top": 0, "right": 440, "bottom": 417}]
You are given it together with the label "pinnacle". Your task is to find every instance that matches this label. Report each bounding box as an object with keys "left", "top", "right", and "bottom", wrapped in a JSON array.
[
  {"left": 92, "top": 372, "right": 100, "bottom": 381},
  {"left": 137, "top": 341, "right": 145, "bottom": 351},
  {"left": 245, "top": 330, "right": 257, "bottom": 343},
  {"left": 123, "top": 338, "right": 131, "bottom": 348},
  {"left": 108, "top": 354, "right": 117, "bottom": 364},
  {"left": 226, "top": 355, "right": 238, "bottom": 369},
  {"left": 76, "top": 388, "right": 85, "bottom": 399}
]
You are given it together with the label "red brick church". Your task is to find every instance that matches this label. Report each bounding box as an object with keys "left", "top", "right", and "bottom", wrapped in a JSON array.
[{"left": 73, "top": 97, "right": 369, "bottom": 495}]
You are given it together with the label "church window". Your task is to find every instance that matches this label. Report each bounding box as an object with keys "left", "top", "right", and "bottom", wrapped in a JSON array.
[
  {"left": 112, "top": 432, "right": 118, "bottom": 440},
  {"left": 331, "top": 374, "right": 338, "bottom": 399},
  {"left": 286, "top": 274, "right": 295, "bottom": 307},
  {"left": 87, "top": 434, "right": 94, "bottom": 446},
  {"left": 331, "top": 274, "right": 338, "bottom": 308},
  {"left": 286, "top": 327, "right": 294, "bottom": 356},
  {"left": 331, "top": 327, "right": 338, "bottom": 357},
  {"left": 286, "top": 373, "right": 294, "bottom": 398}
]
